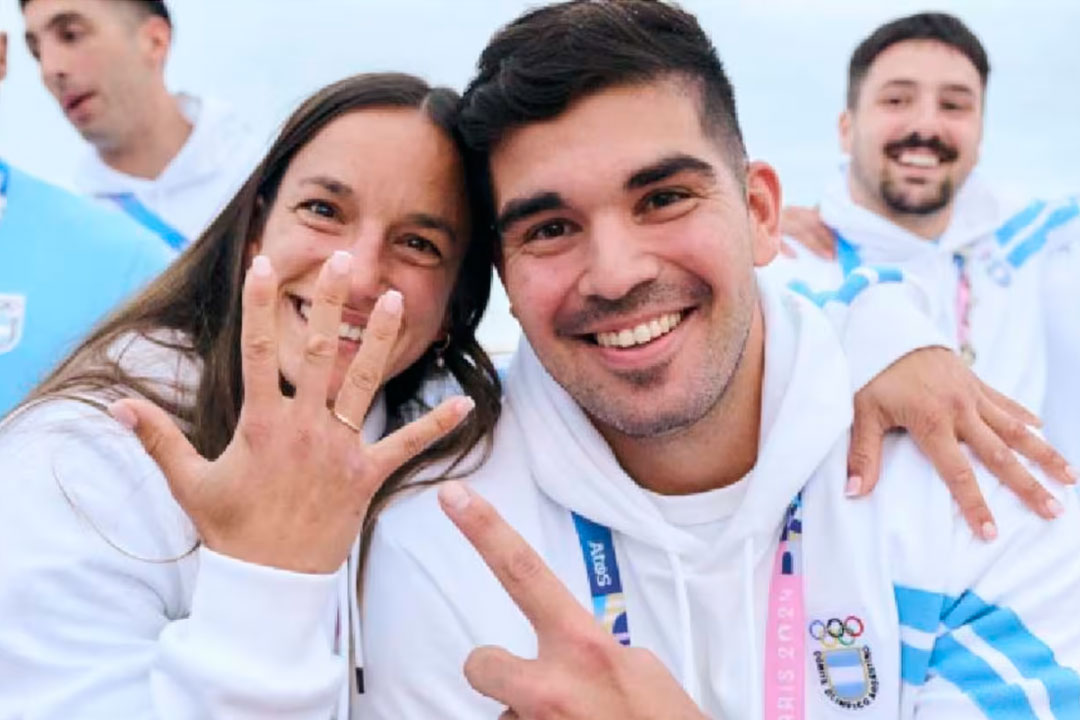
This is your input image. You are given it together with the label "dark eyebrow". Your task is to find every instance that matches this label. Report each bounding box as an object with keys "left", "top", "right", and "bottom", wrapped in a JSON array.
[
  {"left": 625, "top": 154, "right": 716, "bottom": 191},
  {"left": 495, "top": 191, "right": 566, "bottom": 234},
  {"left": 298, "top": 176, "right": 354, "bottom": 198},
  {"left": 879, "top": 79, "right": 918, "bottom": 91},
  {"left": 25, "top": 11, "right": 84, "bottom": 44},
  {"left": 940, "top": 84, "right": 976, "bottom": 96},
  {"left": 405, "top": 212, "right": 458, "bottom": 246}
]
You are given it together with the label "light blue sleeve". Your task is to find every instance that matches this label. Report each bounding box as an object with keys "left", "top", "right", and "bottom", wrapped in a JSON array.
[{"left": 898, "top": 464, "right": 1080, "bottom": 719}]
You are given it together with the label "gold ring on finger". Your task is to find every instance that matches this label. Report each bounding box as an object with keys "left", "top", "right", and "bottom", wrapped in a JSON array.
[{"left": 332, "top": 409, "right": 363, "bottom": 434}]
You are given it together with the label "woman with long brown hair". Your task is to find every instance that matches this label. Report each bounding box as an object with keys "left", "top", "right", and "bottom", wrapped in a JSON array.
[{"left": 0, "top": 73, "right": 501, "bottom": 719}]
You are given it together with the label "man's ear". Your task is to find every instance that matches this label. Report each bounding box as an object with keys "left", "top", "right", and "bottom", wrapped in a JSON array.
[
  {"left": 745, "top": 161, "right": 782, "bottom": 267},
  {"left": 139, "top": 16, "right": 172, "bottom": 70},
  {"left": 839, "top": 109, "right": 853, "bottom": 155},
  {"left": 0, "top": 32, "right": 8, "bottom": 84}
]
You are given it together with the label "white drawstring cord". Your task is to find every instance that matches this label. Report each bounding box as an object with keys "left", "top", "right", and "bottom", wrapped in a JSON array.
[
  {"left": 743, "top": 538, "right": 763, "bottom": 720},
  {"left": 669, "top": 550, "right": 702, "bottom": 708}
]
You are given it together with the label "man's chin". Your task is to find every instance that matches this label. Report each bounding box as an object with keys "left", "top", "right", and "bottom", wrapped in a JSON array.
[{"left": 881, "top": 180, "right": 954, "bottom": 216}]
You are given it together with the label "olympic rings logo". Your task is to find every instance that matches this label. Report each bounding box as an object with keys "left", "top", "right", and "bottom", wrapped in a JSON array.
[{"left": 808, "top": 615, "right": 865, "bottom": 648}]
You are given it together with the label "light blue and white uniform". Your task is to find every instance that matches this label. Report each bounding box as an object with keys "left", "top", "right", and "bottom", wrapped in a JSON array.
[
  {"left": 357, "top": 273, "right": 1080, "bottom": 719},
  {"left": 76, "top": 94, "right": 265, "bottom": 249},
  {"left": 771, "top": 161, "right": 1080, "bottom": 466},
  {"left": 0, "top": 161, "right": 173, "bottom": 414}
]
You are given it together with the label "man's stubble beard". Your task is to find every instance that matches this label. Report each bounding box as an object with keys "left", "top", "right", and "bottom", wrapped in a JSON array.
[{"left": 566, "top": 283, "right": 756, "bottom": 440}]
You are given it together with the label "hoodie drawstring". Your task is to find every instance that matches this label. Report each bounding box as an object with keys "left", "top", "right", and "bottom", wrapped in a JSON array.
[
  {"left": 743, "top": 538, "right": 762, "bottom": 720},
  {"left": 668, "top": 550, "right": 701, "bottom": 707}
]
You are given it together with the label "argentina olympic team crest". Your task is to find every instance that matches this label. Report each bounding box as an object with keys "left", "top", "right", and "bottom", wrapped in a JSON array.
[
  {"left": 808, "top": 614, "right": 879, "bottom": 710},
  {"left": 0, "top": 294, "right": 25, "bottom": 355}
]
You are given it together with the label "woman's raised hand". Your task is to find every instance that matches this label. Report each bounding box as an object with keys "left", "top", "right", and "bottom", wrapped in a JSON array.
[{"left": 110, "top": 251, "right": 473, "bottom": 574}]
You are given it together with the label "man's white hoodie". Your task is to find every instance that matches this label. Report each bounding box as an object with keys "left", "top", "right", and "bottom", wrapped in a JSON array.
[
  {"left": 770, "top": 162, "right": 1080, "bottom": 465},
  {"left": 75, "top": 94, "right": 265, "bottom": 247},
  {"left": 358, "top": 274, "right": 1080, "bottom": 719}
]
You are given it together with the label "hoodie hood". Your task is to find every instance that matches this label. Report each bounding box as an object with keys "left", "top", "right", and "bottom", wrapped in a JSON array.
[
  {"left": 503, "top": 272, "right": 852, "bottom": 559},
  {"left": 820, "top": 159, "right": 1019, "bottom": 262},
  {"left": 76, "top": 94, "right": 255, "bottom": 195}
]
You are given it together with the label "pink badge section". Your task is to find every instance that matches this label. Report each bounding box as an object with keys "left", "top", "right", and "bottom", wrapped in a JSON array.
[{"left": 764, "top": 542, "right": 805, "bottom": 720}]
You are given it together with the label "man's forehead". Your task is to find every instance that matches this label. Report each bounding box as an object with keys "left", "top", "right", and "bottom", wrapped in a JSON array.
[
  {"left": 865, "top": 39, "right": 983, "bottom": 91},
  {"left": 489, "top": 80, "right": 724, "bottom": 202},
  {"left": 25, "top": 0, "right": 130, "bottom": 31}
]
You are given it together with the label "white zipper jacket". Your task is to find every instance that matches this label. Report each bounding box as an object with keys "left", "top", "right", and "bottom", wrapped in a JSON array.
[
  {"left": 358, "top": 274, "right": 1080, "bottom": 719},
  {"left": 770, "top": 162, "right": 1080, "bottom": 465}
]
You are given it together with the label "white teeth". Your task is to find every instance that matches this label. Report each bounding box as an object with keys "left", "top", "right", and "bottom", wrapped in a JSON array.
[
  {"left": 898, "top": 151, "right": 939, "bottom": 168},
  {"left": 595, "top": 312, "right": 683, "bottom": 349},
  {"left": 339, "top": 323, "right": 363, "bottom": 343},
  {"left": 296, "top": 299, "right": 363, "bottom": 342}
]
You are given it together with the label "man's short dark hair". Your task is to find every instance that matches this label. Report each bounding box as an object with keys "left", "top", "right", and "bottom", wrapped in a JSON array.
[
  {"left": 458, "top": 0, "right": 747, "bottom": 251},
  {"left": 847, "top": 12, "right": 989, "bottom": 109},
  {"left": 19, "top": 0, "right": 172, "bottom": 27}
]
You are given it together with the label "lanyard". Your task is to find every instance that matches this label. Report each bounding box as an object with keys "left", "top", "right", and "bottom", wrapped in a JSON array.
[
  {"left": 102, "top": 192, "right": 187, "bottom": 250},
  {"left": 0, "top": 161, "right": 11, "bottom": 226},
  {"left": 835, "top": 232, "right": 975, "bottom": 365},
  {"left": 572, "top": 494, "right": 805, "bottom": 719}
]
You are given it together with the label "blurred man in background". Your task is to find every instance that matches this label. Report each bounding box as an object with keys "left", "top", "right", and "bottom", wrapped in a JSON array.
[
  {"left": 772, "top": 12, "right": 1080, "bottom": 468},
  {"left": 0, "top": 29, "right": 172, "bottom": 414},
  {"left": 20, "top": 0, "right": 263, "bottom": 248}
]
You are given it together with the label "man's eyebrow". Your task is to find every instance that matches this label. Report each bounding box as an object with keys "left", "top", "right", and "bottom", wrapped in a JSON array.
[
  {"left": 495, "top": 191, "right": 566, "bottom": 234},
  {"left": 405, "top": 212, "right": 458, "bottom": 245},
  {"left": 25, "top": 11, "right": 84, "bottom": 44},
  {"left": 879, "top": 79, "right": 918, "bottom": 91},
  {"left": 625, "top": 154, "right": 716, "bottom": 191},
  {"left": 298, "top": 176, "right": 355, "bottom": 198},
  {"left": 940, "top": 84, "right": 976, "bottom": 96}
]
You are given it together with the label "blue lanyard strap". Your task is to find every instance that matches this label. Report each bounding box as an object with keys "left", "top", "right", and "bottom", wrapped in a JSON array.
[
  {"left": 571, "top": 512, "right": 631, "bottom": 645},
  {"left": 835, "top": 231, "right": 861, "bottom": 277},
  {"left": 103, "top": 192, "right": 187, "bottom": 250},
  {"left": 571, "top": 493, "right": 803, "bottom": 650}
]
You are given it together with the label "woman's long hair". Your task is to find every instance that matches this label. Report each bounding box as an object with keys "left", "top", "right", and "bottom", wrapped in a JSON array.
[{"left": 13, "top": 73, "right": 501, "bottom": 575}]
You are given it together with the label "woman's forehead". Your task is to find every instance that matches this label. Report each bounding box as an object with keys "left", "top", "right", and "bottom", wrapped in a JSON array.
[{"left": 277, "top": 108, "right": 468, "bottom": 231}]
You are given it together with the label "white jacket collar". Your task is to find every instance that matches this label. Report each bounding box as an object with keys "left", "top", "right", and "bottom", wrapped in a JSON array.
[
  {"left": 820, "top": 158, "right": 1019, "bottom": 262},
  {"left": 75, "top": 94, "right": 252, "bottom": 196},
  {"left": 502, "top": 273, "right": 852, "bottom": 556}
]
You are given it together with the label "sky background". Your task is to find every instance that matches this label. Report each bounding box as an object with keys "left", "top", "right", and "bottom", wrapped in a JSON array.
[{"left": 0, "top": 0, "right": 1077, "bottom": 351}]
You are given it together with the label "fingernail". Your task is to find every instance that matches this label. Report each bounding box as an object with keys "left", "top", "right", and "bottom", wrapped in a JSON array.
[
  {"left": 438, "top": 481, "right": 471, "bottom": 511},
  {"left": 251, "top": 255, "right": 272, "bottom": 278},
  {"left": 1046, "top": 497, "right": 1065, "bottom": 518},
  {"left": 453, "top": 396, "right": 476, "bottom": 416},
  {"left": 845, "top": 475, "right": 862, "bottom": 498},
  {"left": 329, "top": 250, "right": 353, "bottom": 275},
  {"left": 381, "top": 289, "right": 403, "bottom": 315},
  {"left": 1066, "top": 466, "right": 1078, "bottom": 484},
  {"left": 981, "top": 521, "right": 998, "bottom": 542},
  {"left": 108, "top": 401, "right": 137, "bottom": 430}
]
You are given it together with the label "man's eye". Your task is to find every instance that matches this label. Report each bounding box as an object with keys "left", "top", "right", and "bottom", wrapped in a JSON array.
[
  {"left": 59, "top": 28, "right": 82, "bottom": 43},
  {"left": 524, "top": 219, "right": 573, "bottom": 243},
  {"left": 298, "top": 199, "right": 338, "bottom": 220},
  {"left": 641, "top": 190, "right": 689, "bottom": 212}
]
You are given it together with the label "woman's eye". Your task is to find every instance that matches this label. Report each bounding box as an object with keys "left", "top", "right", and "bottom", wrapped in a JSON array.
[
  {"left": 402, "top": 234, "right": 442, "bottom": 258},
  {"left": 298, "top": 199, "right": 338, "bottom": 220}
]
